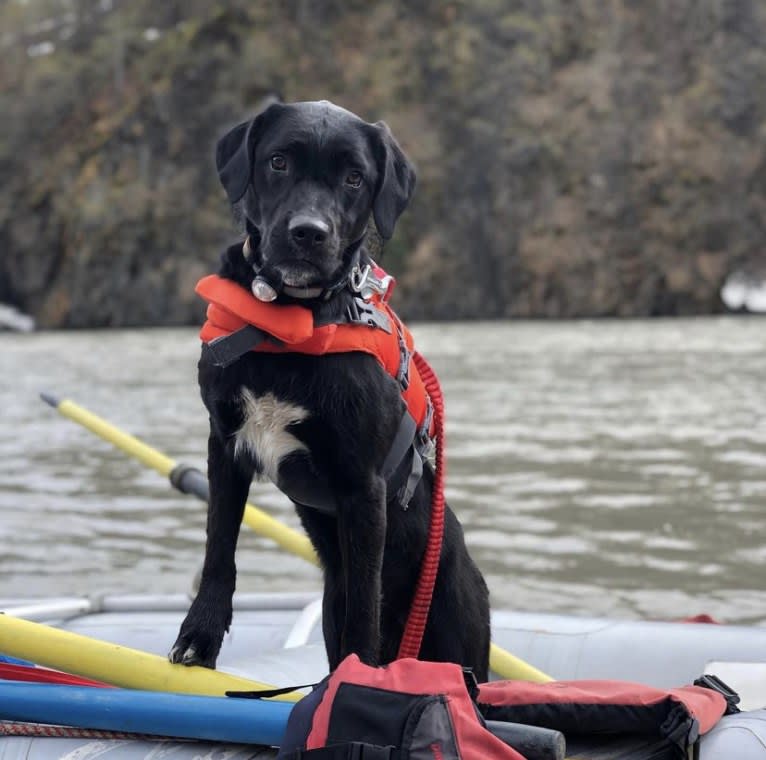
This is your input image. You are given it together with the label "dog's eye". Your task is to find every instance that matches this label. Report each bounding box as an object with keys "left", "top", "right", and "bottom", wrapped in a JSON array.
[
  {"left": 345, "top": 170, "right": 363, "bottom": 188},
  {"left": 270, "top": 154, "right": 287, "bottom": 172}
]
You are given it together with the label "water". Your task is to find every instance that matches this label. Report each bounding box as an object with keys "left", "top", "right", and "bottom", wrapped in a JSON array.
[{"left": 1, "top": 318, "right": 764, "bottom": 624}]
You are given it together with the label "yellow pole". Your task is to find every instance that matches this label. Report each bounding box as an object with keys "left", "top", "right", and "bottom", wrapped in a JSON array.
[
  {"left": 0, "top": 614, "right": 301, "bottom": 701},
  {"left": 41, "top": 393, "right": 316, "bottom": 564},
  {"left": 42, "top": 393, "right": 551, "bottom": 683},
  {"left": 489, "top": 643, "right": 551, "bottom": 683}
]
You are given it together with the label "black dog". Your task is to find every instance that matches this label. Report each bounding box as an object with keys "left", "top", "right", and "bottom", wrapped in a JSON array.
[{"left": 169, "top": 101, "right": 490, "bottom": 679}]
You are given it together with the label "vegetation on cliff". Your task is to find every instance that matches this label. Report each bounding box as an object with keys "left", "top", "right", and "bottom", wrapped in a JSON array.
[{"left": 1, "top": 0, "right": 765, "bottom": 326}]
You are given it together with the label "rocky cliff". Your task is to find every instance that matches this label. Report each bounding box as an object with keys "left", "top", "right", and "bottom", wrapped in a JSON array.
[{"left": 1, "top": 0, "right": 764, "bottom": 326}]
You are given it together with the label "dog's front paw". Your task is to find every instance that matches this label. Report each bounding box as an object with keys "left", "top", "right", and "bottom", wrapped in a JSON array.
[
  {"left": 169, "top": 628, "right": 222, "bottom": 668},
  {"left": 169, "top": 639, "right": 202, "bottom": 666},
  {"left": 169, "top": 604, "right": 230, "bottom": 668}
]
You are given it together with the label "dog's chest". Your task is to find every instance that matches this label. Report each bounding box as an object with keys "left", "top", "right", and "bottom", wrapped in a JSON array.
[{"left": 234, "top": 388, "right": 310, "bottom": 481}]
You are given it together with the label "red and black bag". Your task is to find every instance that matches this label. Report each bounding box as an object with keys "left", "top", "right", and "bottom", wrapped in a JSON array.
[
  {"left": 477, "top": 675, "right": 737, "bottom": 759},
  {"left": 275, "top": 655, "right": 527, "bottom": 760},
  {"left": 268, "top": 655, "right": 737, "bottom": 760}
]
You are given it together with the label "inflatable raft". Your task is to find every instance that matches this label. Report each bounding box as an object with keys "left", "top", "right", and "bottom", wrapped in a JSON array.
[{"left": 0, "top": 593, "right": 764, "bottom": 759}]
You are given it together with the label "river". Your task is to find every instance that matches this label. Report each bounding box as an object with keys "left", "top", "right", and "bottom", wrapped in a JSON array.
[{"left": 1, "top": 318, "right": 764, "bottom": 624}]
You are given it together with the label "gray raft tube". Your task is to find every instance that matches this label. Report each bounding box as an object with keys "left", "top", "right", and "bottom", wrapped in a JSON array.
[
  {"left": 3, "top": 594, "right": 765, "bottom": 691},
  {"left": 3, "top": 593, "right": 764, "bottom": 680},
  {"left": 1, "top": 712, "right": 765, "bottom": 760},
  {"left": 491, "top": 609, "right": 766, "bottom": 691}
]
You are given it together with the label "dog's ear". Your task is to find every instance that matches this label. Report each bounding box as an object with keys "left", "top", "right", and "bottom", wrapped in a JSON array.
[
  {"left": 369, "top": 121, "right": 416, "bottom": 240},
  {"left": 215, "top": 102, "right": 283, "bottom": 204}
]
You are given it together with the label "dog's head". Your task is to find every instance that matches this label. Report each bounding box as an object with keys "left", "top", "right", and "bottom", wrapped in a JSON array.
[{"left": 216, "top": 100, "right": 416, "bottom": 293}]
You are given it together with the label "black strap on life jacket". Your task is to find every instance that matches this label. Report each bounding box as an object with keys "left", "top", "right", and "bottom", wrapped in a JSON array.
[{"left": 204, "top": 324, "right": 272, "bottom": 368}]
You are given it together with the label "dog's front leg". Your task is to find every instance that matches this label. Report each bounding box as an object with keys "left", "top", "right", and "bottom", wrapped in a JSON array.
[
  {"left": 169, "top": 431, "right": 251, "bottom": 668},
  {"left": 336, "top": 475, "right": 387, "bottom": 666}
]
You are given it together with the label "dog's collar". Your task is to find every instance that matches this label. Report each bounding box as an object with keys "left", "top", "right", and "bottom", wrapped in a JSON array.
[{"left": 243, "top": 236, "right": 365, "bottom": 302}]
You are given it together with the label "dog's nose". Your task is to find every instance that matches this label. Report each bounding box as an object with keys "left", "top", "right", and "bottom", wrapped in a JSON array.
[{"left": 289, "top": 216, "right": 329, "bottom": 250}]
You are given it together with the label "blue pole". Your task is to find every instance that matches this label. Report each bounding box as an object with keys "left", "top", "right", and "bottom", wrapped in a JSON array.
[
  {"left": 0, "top": 654, "right": 33, "bottom": 666},
  {"left": 0, "top": 681, "right": 295, "bottom": 746}
]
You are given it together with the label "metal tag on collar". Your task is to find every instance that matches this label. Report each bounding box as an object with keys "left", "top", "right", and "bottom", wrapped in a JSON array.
[
  {"left": 350, "top": 264, "right": 395, "bottom": 302},
  {"left": 252, "top": 277, "right": 278, "bottom": 302}
]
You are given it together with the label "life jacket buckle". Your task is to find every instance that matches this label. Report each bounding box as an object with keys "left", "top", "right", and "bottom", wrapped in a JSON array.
[
  {"left": 345, "top": 297, "right": 392, "bottom": 333},
  {"left": 417, "top": 398, "right": 435, "bottom": 457},
  {"left": 395, "top": 327, "right": 410, "bottom": 390}
]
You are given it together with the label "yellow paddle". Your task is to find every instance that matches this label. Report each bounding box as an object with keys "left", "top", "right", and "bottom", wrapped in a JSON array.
[
  {"left": 40, "top": 392, "right": 316, "bottom": 564},
  {"left": 41, "top": 393, "right": 552, "bottom": 683}
]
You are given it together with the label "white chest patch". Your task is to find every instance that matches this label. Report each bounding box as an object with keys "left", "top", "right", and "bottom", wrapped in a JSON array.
[{"left": 235, "top": 389, "right": 310, "bottom": 482}]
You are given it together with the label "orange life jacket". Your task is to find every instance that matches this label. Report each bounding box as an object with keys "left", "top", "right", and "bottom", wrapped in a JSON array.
[{"left": 196, "top": 274, "right": 433, "bottom": 436}]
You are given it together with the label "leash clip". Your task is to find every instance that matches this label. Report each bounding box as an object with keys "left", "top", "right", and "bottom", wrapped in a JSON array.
[{"left": 350, "top": 264, "right": 395, "bottom": 302}]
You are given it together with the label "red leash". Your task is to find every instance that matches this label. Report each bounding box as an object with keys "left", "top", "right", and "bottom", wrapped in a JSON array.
[
  {"left": 0, "top": 663, "right": 111, "bottom": 688},
  {"left": 397, "top": 352, "right": 446, "bottom": 660}
]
